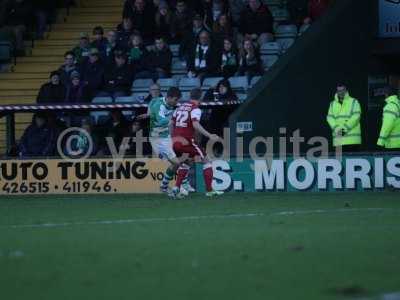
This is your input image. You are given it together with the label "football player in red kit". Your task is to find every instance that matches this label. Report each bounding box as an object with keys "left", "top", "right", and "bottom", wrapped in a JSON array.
[{"left": 171, "top": 88, "right": 224, "bottom": 197}]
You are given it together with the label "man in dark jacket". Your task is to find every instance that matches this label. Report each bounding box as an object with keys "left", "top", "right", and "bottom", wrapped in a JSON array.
[
  {"left": 3, "top": 0, "right": 32, "bottom": 52},
  {"left": 98, "top": 52, "right": 133, "bottom": 99},
  {"left": 145, "top": 36, "right": 172, "bottom": 80},
  {"left": 18, "top": 113, "right": 57, "bottom": 157},
  {"left": 239, "top": 0, "right": 274, "bottom": 45},
  {"left": 116, "top": 18, "right": 135, "bottom": 51},
  {"left": 186, "top": 30, "right": 219, "bottom": 82},
  {"left": 79, "top": 48, "right": 105, "bottom": 98},
  {"left": 171, "top": 0, "right": 194, "bottom": 43},
  {"left": 65, "top": 71, "right": 91, "bottom": 103},
  {"left": 123, "top": 0, "right": 155, "bottom": 45},
  {"left": 179, "top": 13, "right": 206, "bottom": 61},
  {"left": 59, "top": 51, "right": 77, "bottom": 86},
  {"left": 37, "top": 71, "right": 66, "bottom": 103},
  {"left": 90, "top": 26, "right": 108, "bottom": 58}
]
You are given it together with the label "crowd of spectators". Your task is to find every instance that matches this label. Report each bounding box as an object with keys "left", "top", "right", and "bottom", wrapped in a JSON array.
[{"left": 7, "top": 0, "right": 333, "bottom": 157}]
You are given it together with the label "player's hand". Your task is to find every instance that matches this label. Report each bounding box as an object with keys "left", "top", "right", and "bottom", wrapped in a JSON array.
[
  {"left": 136, "top": 114, "right": 149, "bottom": 120},
  {"left": 209, "top": 134, "right": 220, "bottom": 141}
]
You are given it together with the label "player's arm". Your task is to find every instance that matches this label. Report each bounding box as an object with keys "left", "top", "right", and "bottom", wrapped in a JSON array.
[
  {"left": 136, "top": 106, "right": 150, "bottom": 120},
  {"left": 192, "top": 120, "right": 219, "bottom": 141},
  {"left": 191, "top": 108, "right": 219, "bottom": 140}
]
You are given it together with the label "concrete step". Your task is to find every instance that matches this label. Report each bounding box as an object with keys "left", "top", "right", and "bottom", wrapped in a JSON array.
[
  {"left": 0, "top": 80, "right": 45, "bottom": 90},
  {"left": 32, "top": 47, "right": 69, "bottom": 56},
  {"left": 36, "top": 39, "right": 77, "bottom": 47},
  {"left": 53, "top": 22, "right": 116, "bottom": 30},
  {"left": 71, "top": 7, "right": 122, "bottom": 13},
  {"left": 0, "top": 95, "right": 37, "bottom": 104},
  {"left": 0, "top": 89, "right": 38, "bottom": 96},
  {"left": 18, "top": 56, "right": 64, "bottom": 63},
  {"left": 66, "top": 15, "right": 121, "bottom": 23},
  {"left": 0, "top": 73, "right": 49, "bottom": 80}
]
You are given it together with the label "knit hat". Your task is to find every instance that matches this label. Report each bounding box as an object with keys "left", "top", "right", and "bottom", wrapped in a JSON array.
[
  {"left": 80, "top": 32, "right": 89, "bottom": 39},
  {"left": 49, "top": 70, "right": 60, "bottom": 78}
]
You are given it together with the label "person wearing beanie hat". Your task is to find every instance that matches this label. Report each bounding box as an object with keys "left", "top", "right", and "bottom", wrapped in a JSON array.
[
  {"left": 65, "top": 70, "right": 91, "bottom": 104},
  {"left": 37, "top": 70, "right": 66, "bottom": 104}
]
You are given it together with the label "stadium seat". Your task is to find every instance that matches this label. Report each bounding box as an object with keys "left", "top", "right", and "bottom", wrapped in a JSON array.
[
  {"left": 91, "top": 97, "right": 112, "bottom": 125},
  {"left": 132, "top": 78, "right": 153, "bottom": 92},
  {"left": 171, "top": 57, "right": 187, "bottom": 74},
  {"left": 261, "top": 55, "right": 279, "bottom": 69},
  {"left": 250, "top": 76, "right": 262, "bottom": 87},
  {"left": 90, "top": 111, "right": 109, "bottom": 124},
  {"left": 0, "top": 41, "right": 13, "bottom": 64},
  {"left": 202, "top": 77, "right": 224, "bottom": 90},
  {"left": 180, "top": 91, "right": 191, "bottom": 102},
  {"left": 179, "top": 77, "right": 201, "bottom": 91},
  {"left": 260, "top": 42, "right": 281, "bottom": 55},
  {"left": 131, "top": 92, "right": 148, "bottom": 102},
  {"left": 276, "top": 38, "right": 296, "bottom": 52},
  {"left": 92, "top": 96, "right": 113, "bottom": 103},
  {"left": 169, "top": 44, "right": 179, "bottom": 57},
  {"left": 275, "top": 24, "right": 298, "bottom": 39},
  {"left": 238, "top": 93, "right": 247, "bottom": 102},
  {"left": 271, "top": 8, "right": 290, "bottom": 22},
  {"left": 299, "top": 24, "right": 311, "bottom": 36},
  {"left": 229, "top": 76, "right": 248, "bottom": 92},
  {"left": 157, "top": 78, "right": 178, "bottom": 91},
  {"left": 115, "top": 96, "right": 135, "bottom": 103}
]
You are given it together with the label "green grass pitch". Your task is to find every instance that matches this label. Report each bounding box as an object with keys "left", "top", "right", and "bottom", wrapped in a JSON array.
[{"left": 1, "top": 192, "right": 400, "bottom": 300}]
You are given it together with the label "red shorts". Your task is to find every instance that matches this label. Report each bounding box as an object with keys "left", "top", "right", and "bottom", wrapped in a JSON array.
[{"left": 173, "top": 137, "right": 205, "bottom": 159}]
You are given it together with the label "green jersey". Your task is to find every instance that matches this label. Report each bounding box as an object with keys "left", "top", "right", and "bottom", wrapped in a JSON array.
[{"left": 148, "top": 97, "right": 175, "bottom": 138}]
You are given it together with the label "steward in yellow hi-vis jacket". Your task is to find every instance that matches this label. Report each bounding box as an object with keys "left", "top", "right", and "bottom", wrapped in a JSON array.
[
  {"left": 327, "top": 84, "right": 362, "bottom": 148},
  {"left": 377, "top": 87, "right": 400, "bottom": 149}
]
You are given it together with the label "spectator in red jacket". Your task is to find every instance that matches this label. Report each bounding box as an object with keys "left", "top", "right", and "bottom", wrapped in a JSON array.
[{"left": 304, "top": 0, "right": 332, "bottom": 24}]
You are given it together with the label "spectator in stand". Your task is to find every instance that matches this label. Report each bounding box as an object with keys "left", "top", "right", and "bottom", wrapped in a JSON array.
[
  {"left": 90, "top": 26, "right": 108, "bottom": 58},
  {"left": 116, "top": 18, "right": 134, "bottom": 51},
  {"left": 187, "top": 30, "right": 219, "bottom": 82},
  {"left": 144, "top": 83, "right": 162, "bottom": 103},
  {"left": 123, "top": 0, "right": 155, "bottom": 45},
  {"left": 72, "top": 32, "right": 91, "bottom": 64},
  {"left": 37, "top": 71, "right": 66, "bottom": 103},
  {"left": 18, "top": 113, "right": 57, "bottom": 158},
  {"left": 239, "top": 0, "right": 274, "bottom": 45},
  {"left": 2, "top": 0, "right": 32, "bottom": 54},
  {"left": 128, "top": 32, "right": 150, "bottom": 79},
  {"left": 155, "top": 1, "right": 173, "bottom": 42},
  {"left": 79, "top": 48, "right": 105, "bottom": 99},
  {"left": 99, "top": 51, "right": 133, "bottom": 99},
  {"left": 98, "top": 110, "right": 130, "bottom": 155},
  {"left": 33, "top": 0, "right": 56, "bottom": 39},
  {"left": 219, "top": 37, "right": 239, "bottom": 78},
  {"left": 228, "top": 0, "right": 244, "bottom": 25},
  {"left": 204, "top": 0, "right": 230, "bottom": 32},
  {"left": 171, "top": 0, "right": 193, "bottom": 43},
  {"left": 65, "top": 71, "right": 91, "bottom": 103},
  {"left": 145, "top": 36, "right": 172, "bottom": 80},
  {"left": 63, "top": 117, "right": 98, "bottom": 157},
  {"left": 105, "top": 30, "right": 118, "bottom": 64},
  {"left": 238, "top": 38, "right": 263, "bottom": 80},
  {"left": 179, "top": 14, "right": 207, "bottom": 61},
  {"left": 304, "top": 0, "right": 332, "bottom": 24},
  {"left": 203, "top": 78, "right": 238, "bottom": 102},
  {"left": 212, "top": 14, "right": 234, "bottom": 50},
  {"left": 287, "top": 0, "right": 309, "bottom": 26},
  {"left": 59, "top": 51, "right": 77, "bottom": 86}
]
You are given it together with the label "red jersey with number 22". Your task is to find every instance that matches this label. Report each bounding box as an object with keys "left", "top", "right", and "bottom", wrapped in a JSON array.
[{"left": 172, "top": 101, "right": 202, "bottom": 140}]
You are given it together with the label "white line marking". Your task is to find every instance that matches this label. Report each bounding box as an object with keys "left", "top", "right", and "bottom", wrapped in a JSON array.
[{"left": 4, "top": 208, "right": 398, "bottom": 230}]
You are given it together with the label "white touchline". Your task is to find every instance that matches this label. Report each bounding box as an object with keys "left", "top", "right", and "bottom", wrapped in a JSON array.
[{"left": 4, "top": 208, "right": 399, "bottom": 230}]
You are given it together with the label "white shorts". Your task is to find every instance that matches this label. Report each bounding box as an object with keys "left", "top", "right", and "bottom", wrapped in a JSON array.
[{"left": 150, "top": 137, "right": 177, "bottom": 161}]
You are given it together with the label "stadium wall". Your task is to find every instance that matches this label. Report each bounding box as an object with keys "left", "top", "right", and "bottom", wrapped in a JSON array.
[{"left": 229, "top": 0, "right": 378, "bottom": 155}]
